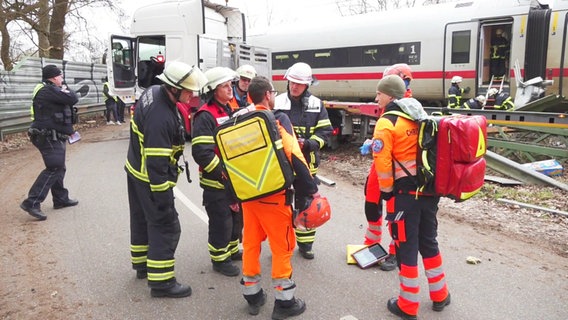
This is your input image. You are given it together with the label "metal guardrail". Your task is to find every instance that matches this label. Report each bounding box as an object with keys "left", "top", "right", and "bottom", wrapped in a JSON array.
[{"left": 0, "top": 103, "right": 105, "bottom": 140}]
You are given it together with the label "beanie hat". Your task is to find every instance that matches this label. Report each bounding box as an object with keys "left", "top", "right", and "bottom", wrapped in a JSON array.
[
  {"left": 42, "top": 65, "right": 62, "bottom": 81},
  {"left": 377, "top": 75, "right": 406, "bottom": 99}
]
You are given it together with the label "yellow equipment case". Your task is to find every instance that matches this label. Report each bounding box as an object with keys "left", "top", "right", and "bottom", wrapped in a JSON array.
[{"left": 214, "top": 110, "right": 294, "bottom": 202}]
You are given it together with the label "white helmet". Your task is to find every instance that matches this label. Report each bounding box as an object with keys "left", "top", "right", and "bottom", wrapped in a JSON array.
[
  {"left": 156, "top": 61, "right": 207, "bottom": 92},
  {"left": 475, "top": 95, "right": 486, "bottom": 104},
  {"left": 236, "top": 64, "right": 257, "bottom": 80},
  {"left": 487, "top": 88, "right": 499, "bottom": 96},
  {"left": 203, "top": 67, "right": 238, "bottom": 94},
  {"left": 284, "top": 62, "right": 314, "bottom": 85},
  {"left": 496, "top": 28, "right": 503, "bottom": 36},
  {"left": 451, "top": 76, "right": 463, "bottom": 83}
]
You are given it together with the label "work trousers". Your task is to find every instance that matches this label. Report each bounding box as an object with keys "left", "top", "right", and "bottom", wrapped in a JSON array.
[
  {"left": 386, "top": 194, "right": 448, "bottom": 316},
  {"left": 242, "top": 191, "right": 296, "bottom": 286},
  {"left": 363, "top": 165, "right": 395, "bottom": 254},
  {"left": 203, "top": 189, "right": 242, "bottom": 263},
  {"left": 105, "top": 99, "right": 118, "bottom": 122},
  {"left": 117, "top": 99, "right": 126, "bottom": 122},
  {"left": 23, "top": 136, "right": 69, "bottom": 209},
  {"left": 127, "top": 176, "right": 181, "bottom": 289}
]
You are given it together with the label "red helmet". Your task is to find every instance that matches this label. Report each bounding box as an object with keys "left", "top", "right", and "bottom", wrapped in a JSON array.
[
  {"left": 294, "top": 194, "right": 331, "bottom": 231},
  {"left": 383, "top": 63, "right": 413, "bottom": 81}
]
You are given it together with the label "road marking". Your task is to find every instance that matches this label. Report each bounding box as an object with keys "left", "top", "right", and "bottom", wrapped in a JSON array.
[{"left": 173, "top": 187, "right": 209, "bottom": 224}]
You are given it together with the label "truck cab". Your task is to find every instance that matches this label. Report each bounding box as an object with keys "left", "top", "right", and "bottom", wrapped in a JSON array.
[{"left": 107, "top": 0, "right": 271, "bottom": 106}]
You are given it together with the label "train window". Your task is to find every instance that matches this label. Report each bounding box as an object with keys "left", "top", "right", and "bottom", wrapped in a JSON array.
[
  {"left": 272, "top": 42, "right": 421, "bottom": 70},
  {"left": 451, "top": 30, "right": 471, "bottom": 64}
]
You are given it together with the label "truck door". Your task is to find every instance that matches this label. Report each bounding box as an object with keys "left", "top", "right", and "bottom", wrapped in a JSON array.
[
  {"left": 443, "top": 22, "right": 478, "bottom": 101},
  {"left": 107, "top": 35, "right": 136, "bottom": 104}
]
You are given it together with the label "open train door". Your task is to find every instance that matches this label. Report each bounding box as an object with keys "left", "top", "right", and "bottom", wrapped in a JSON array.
[{"left": 443, "top": 21, "right": 479, "bottom": 104}]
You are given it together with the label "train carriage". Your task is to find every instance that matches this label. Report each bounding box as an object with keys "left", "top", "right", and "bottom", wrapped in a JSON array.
[{"left": 249, "top": 0, "right": 568, "bottom": 108}]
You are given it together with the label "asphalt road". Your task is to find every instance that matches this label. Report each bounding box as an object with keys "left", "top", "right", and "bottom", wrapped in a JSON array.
[{"left": 4, "top": 127, "right": 568, "bottom": 320}]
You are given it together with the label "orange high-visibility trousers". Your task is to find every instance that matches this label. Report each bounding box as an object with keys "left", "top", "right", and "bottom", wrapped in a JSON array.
[{"left": 241, "top": 191, "right": 296, "bottom": 279}]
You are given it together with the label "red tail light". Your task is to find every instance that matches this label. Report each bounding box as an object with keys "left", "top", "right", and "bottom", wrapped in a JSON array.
[{"left": 332, "top": 127, "right": 340, "bottom": 136}]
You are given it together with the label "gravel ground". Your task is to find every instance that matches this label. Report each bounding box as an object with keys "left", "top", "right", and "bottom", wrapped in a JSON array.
[{"left": 320, "top": 143, "right": 568, "bottom": 258}]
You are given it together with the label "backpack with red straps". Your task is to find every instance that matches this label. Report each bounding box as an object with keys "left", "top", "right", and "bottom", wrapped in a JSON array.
[{"left": 385, "top": 98, "right": 487, "bottom": 202}]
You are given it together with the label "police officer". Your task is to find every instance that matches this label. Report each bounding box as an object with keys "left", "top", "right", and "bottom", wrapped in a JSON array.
[
  {"left": 274, "top": 62, "right": 332, "bottom": 260},
  {"left": 192, "top": 67, "right": 243, "bottom": 277},
  {"left": 20, "top": 65, "right": 79, "bottom": 221},
  {"left": 372, "top": 75, "right": 450, "bottom": 320},
  {"left": 125, "top": 61, "right": 207, "bottom": 298},
  {"left": 229, "top": 64, "right": 257, "bottom": 110}
]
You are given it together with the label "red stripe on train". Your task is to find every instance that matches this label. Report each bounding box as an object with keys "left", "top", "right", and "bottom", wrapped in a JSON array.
[{"left": 272, "top": 68, "right": 565, "bottom": 81}]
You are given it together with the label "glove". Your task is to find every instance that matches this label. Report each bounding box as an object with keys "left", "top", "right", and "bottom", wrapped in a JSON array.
[
  {"left": 301, "top": 139, "right": 318, "bottom": 152},
  {"left": 380, "top": 191, "right": 394, "bottom": 201},
  {"left": 229, "top": 202, "right": 240, "bottom": 213},
  {"left": 359, "top": 139, "right": 373, "bottom": 155},
  {"left": 464, "top": 86, "right": 471, "bottom": 94}
]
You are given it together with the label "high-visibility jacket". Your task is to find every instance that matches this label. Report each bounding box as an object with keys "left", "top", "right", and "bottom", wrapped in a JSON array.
[
  {"left": 192, "top": 99, "right": 233, "bottom": 190},
  {"left": 274, "top": 91, "right": 332, "bottom": 175},
  {"left": 125, "top": 85, "right": 185, "bottom": 192},
  {"left": 372, "top": 101, "right": 419, "bottom": 193},
  {"left": 103, "top": 81, "right": 117, "bottom": 102},
  {"left": 463, "top": 98, "right": 483, "bottom": 109},
  {"left": 494, "top": 92, "right": 515, "bottom": 111},
  {"left": 228, "top": 85, "right": 253, "bottom": 111},
  {"left": 447, "top": 84, "right": 464, "bottom": 108}
]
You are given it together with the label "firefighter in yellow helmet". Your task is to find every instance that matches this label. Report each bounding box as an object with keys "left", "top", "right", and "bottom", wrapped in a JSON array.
[
  {"left": 192, "top": 67, "right": 244, "bottom": 277},
  {"left": 274, "top": 62, "right": 333, "bottom": 259},
  {"left": 126, "top": 61, "right": 207, "bottom": 298}
]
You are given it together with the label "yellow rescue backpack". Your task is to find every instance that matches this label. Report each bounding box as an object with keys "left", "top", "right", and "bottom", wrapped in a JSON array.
[{"left": 214, "top": 110, "right": 295, "bottom": 202}]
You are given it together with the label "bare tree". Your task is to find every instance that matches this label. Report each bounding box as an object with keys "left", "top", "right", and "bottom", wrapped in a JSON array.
[
  {"left": 0, "top": 0, "right": 122, "bottom": 70},
  {"left": 336, "top": 0, "right": 456, "bottom": 16}
]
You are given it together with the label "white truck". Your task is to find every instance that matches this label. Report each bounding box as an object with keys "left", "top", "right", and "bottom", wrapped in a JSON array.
[{"left": 107, "top": 0, "right": 271, "bottom": 105}]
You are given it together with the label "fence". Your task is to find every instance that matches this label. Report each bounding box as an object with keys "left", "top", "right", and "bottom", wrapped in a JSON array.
[{"left": 0, "top": 57, "right": 108, "bottom": 139}]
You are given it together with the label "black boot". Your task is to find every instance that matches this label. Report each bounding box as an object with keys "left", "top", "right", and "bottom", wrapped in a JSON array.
[
  {"left": 387, "top": 298, "right": 417, "bottom": 320},
  {"left": 53, "top": 198, "right": 79, "bottom": 209},
  {"left": 297, "top": 243, "right": 314, "bottom": 260},
  {"left": 150, "top": 282, "right": 192, "bottom": 298},
  {"left": 245, "top": 289, "right": 267, "bottom": 315},
  {"left": 272, "top": 298, "right": 306, "bottom": 320},
  {"left": 20, "top": 202, "right": 47, "bottom": 221},
  {"left": 432, "top": 292, "right": 451, "bottom": 311},
  {"left": 212, "top": 260, "right": 240, "bottom": 277}
]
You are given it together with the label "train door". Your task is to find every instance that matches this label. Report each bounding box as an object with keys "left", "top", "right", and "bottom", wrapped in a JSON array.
[
  {"left": 478, "top": 22, "right": 512, "bottom": 98},
  {"left": 443, "top": 22, "right": 478, "bottom": 103}
]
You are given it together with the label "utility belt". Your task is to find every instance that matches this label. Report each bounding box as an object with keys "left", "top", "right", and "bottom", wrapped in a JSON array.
[{"left": 28, "top": 128, "right": 68, "bottom": 141}]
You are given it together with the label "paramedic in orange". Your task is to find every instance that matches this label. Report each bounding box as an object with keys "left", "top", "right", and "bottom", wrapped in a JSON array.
[
  {"left": 362, "top": 63, "right": 413, "bottom": 272},
  {"left": 228, "top": 64, "right": 256, "bottom": 110},
  {"left": 372, "top": 75, "right": 450, "bottom": 319},
  {"left": 240, "top": 76, "right": 318, "bottom": 319}
]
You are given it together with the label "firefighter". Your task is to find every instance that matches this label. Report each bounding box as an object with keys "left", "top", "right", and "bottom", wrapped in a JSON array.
[
  {"left": 240, "top": 75, "right": 321, "bottom": 319},
  {"left": 125, "top": 61, "right": 207, "bottom": 298},
  {"left": 373, "top": 75, "right": 451, "bottom": 319},
  {"left": 192, "top": 67, "right": 244, "bottom": 277},
  {"left": 494, "top": 91, "right": 515, "bottom": 111},
  {"left": 274, "top": 62, "right": 332, "bottom": 260},
  {"left": 229, "top": 64, "right": 257, "bottom": 110},
  {"left": 490, "top": 28, "right": 510, "bottom": 79},
  {"left": 447, "top": 76, "right": 469, "bottom": 108},
  {"left": 20, "top": 64, "right": 79, "bottom": 221},
  {"left": 361, "top": 63, "right": 415, "bottom": 271},
  {"left": 463, "top": 95, "right": 486, "bottom": 109}
]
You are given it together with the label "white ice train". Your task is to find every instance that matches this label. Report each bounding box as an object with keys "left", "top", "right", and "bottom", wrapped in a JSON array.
[{"left": 248, "top": 0, "right": 568, "bottom": 109}]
